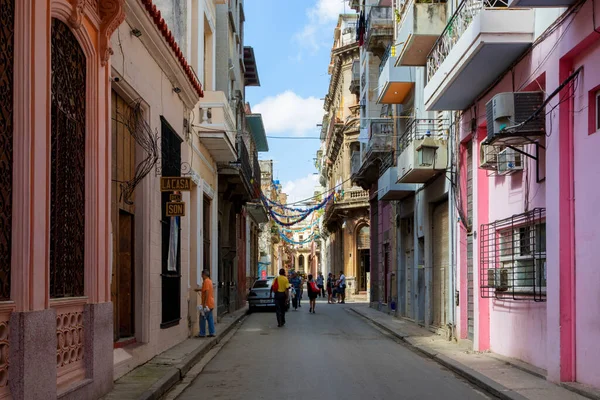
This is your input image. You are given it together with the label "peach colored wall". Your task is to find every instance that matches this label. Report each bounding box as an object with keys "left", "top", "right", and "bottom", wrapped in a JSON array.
[{"left": 111, "top": 20, "right": 191, "bottom": 378}]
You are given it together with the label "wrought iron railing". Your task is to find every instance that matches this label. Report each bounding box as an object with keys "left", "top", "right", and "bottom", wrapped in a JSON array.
[
  {"left": 426, "top": 0, "right": 508, "bottom": 81},
  {"left": 252, "top": 150, "right": 261, "bottom": 199},
  {"left": 397, "top": 118, "right": 449, "bottom": 155},
  {"left": 237, "top": 135, "right": 252, "bottom": 191},
  {"left": 350, "top": 60, "right": 360, "bottom": 94},
  {"left": 365, "top": 6, "right": 394, "bottom": 45},
  {"left": 379, "top": 45, "right": 392, "bottom": 74},
  {"left": 367, "top": 119, "right": 393, "bottom": 156}
]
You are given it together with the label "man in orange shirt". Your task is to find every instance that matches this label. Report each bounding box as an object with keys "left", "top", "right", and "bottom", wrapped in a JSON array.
[{"left": 195, "top": 269, "right": 215, "bottom": 337}]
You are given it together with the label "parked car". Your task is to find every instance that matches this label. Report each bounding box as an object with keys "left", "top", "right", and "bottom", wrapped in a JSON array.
[{"left": 247, "top": 277, "right": 290, "bottom": 312}]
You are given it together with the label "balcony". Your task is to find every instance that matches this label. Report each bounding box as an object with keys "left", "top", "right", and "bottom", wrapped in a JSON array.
[
  {"left": 424, "top": 0, "right": 534, "bottom": 111},
  {"left": 378, "top": 47, "right": 415, "bottom": 104},
  {"left": 509, "top": 0, "right": 577, "bottom": 8},
  {"left": 397, "top": 119, "right": 448, "bottom": 183},
  {"left": 395, "top": 1, "right": 448, "bottom": 66},
  {"left": 323, "top": 186, "right": 369, "bottom": 229},
  {"left": 353, "top": 119, "right": 394, "bottom": 188},
  {"left": 237, "top": 135, "right": 253, "bottom": 196},
  {"left": 195, "top": 91, "right": 237, "bottom": 163},
  {"left": 364, "top": 6, "right": 394, "bottom": 52},
  {"left": 378, "top": 167, "right": 417, "bottom": 201},
  {"left": 350, "top": 59, "right": 360, "bottom": 95}
]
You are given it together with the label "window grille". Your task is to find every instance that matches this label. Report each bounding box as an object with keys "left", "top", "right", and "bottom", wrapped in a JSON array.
[
  {"left": 480, "top": 208, "right": 546, "bottom": 302},
  {"left": 0, "top": 0, "right": 15, "bottom": 301},
  {"left": 50, "top": 18, "right": 86, "bottom": 298}
]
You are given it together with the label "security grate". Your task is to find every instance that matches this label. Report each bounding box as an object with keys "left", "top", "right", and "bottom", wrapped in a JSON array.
[
  {"left": 480, "top": 208, "right": 546, "bottom": 301},
  {"left": 50, "top": 18, "right": 86, "bottom": 298},
  {"left": 0, "top": 0, "right": 14, "bottom": 301}
]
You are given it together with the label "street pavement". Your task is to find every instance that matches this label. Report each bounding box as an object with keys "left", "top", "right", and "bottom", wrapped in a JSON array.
[{"left": 176, "top": 299, "right": 496, "bottom": 400}]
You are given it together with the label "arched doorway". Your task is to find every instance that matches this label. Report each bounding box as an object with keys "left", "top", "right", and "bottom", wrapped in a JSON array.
[
  {"left": 356, "top": 224, "right": 370, "bottom": 292},
  {"left": 298, "top": 254, "right": 305, "bottom": 273}
]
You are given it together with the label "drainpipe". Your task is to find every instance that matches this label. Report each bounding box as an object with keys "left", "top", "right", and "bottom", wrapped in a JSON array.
[{"left": 448, "top": 112, "right": 457, "bottom": 341}]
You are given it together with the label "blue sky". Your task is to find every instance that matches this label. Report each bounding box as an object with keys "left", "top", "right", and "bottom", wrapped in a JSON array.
[{"left": 244, "top": 0, "right": 352, "bottom": 202}]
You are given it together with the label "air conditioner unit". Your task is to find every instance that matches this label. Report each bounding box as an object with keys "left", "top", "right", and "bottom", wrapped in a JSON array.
[
  {"left": 480, "top": 143, "right": 500, "bottom": 170},
  {"left": 487, "top": 268, "right": 509, "bottom": 291},
  {"left": 486, "top": 92, "right": 545, "bottom": 144},
  {"left": 497, "top": 147, "right": 524, "bottom": 175}
]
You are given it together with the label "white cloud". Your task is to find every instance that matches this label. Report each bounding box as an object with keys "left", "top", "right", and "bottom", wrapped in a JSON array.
[
  {"left": 283, "top": 174, "right": 320, "bottom": 203},
  {"left": 294, "top": 0, "right": 348, "bottom": 51},
  {"left": 253, "top": 91, "right": 323, "bottom": 136}
]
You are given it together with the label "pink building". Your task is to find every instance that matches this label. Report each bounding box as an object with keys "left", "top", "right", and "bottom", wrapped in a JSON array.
[
  {"left": 423, "top": 0, "right": 600, "bottom": 390},
  {"left": 0, "top": 0, "right": 126, "bottom": 398}
]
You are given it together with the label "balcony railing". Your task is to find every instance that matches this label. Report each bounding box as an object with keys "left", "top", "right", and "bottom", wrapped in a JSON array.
[
  {"left": 365, "top": 6, "right": 394, "bottom": 49},
  {"left": 367, "top": 119, "right": 393, "bottom": 155},
  {"left": 237, "top": 135, "right": 252, "bottom": 191},
  {"left": 379, "top": 45, "right": 392, "bottom": 74},
  {"left": 343, "top": 188, "right": 369, "bottom": 203},
  {"left": 252, "top": 151, "right": 261, "bottom": 199},
  {"left": 398, "top": 119, "right": 449, "bottom": 154},
  {"left": 426, "top": 0, "right": 508, "bottom": 81},
  {"left": 350, "top": 59, "right": 360, "bottom": 95}
]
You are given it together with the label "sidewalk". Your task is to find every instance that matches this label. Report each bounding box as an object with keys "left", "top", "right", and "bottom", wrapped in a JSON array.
[
  {"left": 350, "top": 305, "right": 595, "bottom": 400},
  {"left": 102, "top": 307, "right": 248, "bottom": 400}
]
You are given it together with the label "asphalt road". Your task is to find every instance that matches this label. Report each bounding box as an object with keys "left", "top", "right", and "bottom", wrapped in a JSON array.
[{"left": 177, "top": 300, "right": 495, "bottom": 400}]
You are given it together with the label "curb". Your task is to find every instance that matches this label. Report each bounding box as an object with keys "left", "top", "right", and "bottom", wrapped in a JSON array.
[
  {"left": 348, "top": 308, "right": 529, "bottom": 400},
  {"left": 137, "top": 308, "right": 248, "bottom": 400}
]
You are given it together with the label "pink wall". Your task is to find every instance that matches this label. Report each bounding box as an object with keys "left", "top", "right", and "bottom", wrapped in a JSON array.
[
  {"left": 455, "top": 0, "right": 600, "bottom": 386},
  {"left": 571, "top": 39, "right": 600, "bottom": 387}
]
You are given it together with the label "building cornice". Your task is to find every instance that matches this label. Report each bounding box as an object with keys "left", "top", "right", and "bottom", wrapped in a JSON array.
[{"left": 126, "top": 0, "right": 203, "bottom": 109}]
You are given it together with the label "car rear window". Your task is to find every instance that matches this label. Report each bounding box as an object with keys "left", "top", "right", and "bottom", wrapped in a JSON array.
[{"left": 252, "top": 279, "right": 272, "bottom": 289}]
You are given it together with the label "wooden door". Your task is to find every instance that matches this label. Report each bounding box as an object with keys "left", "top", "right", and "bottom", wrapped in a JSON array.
[{"left": 111, "top": 90, "right": 136, "bottom": 341}]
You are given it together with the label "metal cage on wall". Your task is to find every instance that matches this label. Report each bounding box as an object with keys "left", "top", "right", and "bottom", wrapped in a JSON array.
[{"left": 480, "top": 208, "right": 546, "bottom": 302}]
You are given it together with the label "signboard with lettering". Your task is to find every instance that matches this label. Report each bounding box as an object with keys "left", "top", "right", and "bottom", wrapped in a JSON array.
[
  {"left": 160, "top": 177, "right": 192, "bottom": 192},
  {"left": 166, "top": 202, "right": 186, "bottom": 217},
  {"left": 170, "top": 194, "right": 182, "bottom": 202}
]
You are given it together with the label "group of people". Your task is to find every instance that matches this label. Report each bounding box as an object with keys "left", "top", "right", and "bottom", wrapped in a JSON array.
[
  {"left": 326, "top": 272, "right": 346, "bottom": 304},
  {"left": 269, "top": 268, "right": 346, "bottom": 327}
]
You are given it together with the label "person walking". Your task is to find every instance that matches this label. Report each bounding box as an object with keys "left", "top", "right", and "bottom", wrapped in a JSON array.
[
  {"left": 326, "top": 273, "right": 334, "bottom": 304},
  {"left": 316, "top": 272, "right": 325, "bottom": 298},
  {"left": 271, "top": 268, "right": 290, "bottom": 327},
  {"left": 290, "top": 271, "right": 303, "bottom": 310},
  {"left": 195, "top": 269, "right": 215, "bottom": 337},
  {"left": 307, "top": 274, "right": 320, "bottom": 313}
]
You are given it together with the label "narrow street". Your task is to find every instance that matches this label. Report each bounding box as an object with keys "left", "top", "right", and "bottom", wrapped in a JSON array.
[{"left": 177, "top": 299, "right": 493, "bottom": 400}]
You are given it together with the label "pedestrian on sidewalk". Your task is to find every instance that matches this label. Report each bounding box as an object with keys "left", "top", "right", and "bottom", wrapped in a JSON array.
[
  {"left": 327, "top": 273, "right": 334, "bottom": 304},
  {"left": 271, "top": 268, "right": 290, "bottom": 327},
  {"left": 338, "top": 270, "right": 346, "bottom": 304},
  {"left": 307, "top": 274, "right": 320, "bottom": 313},
  {"left": 316, "top": 272, "right": 325, "bottom": 298},
  {"left": 195, "top": 269, "right": 215, "bottom": 338},
  {"left": 290, "top": 271, "right": 303, "bottom": 310}
]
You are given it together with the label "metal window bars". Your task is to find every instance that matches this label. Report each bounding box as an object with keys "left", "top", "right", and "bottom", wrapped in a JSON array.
[
  {"left": 379, "top": 44, "right": 392, "bottom": 74},
  {"left": 426, "top": 0, "right": 509, "bottom": 81},
  {"left": 480, "top": 208, "right": 546, "bottom": 302},
  {"left": 397, "top": 118, "right": 449, "bottom": 155}
]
